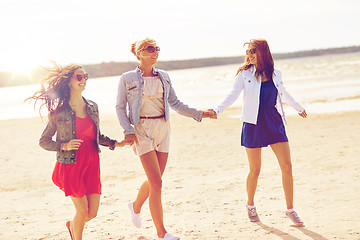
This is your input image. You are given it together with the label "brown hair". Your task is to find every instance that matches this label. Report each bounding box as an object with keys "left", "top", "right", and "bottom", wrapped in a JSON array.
[
  {"left": 130, "top": 38, "right": 157, "bottom": 60},
  {"left": 236, "top": 39, "right": 274, "bottom": 81},
  {"left": 25, "top": 62, "right": 83, "bottom": 117}
]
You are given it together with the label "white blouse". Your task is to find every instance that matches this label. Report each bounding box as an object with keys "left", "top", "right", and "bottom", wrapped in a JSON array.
[{"left": 140, "top": 76, "right": 165, "bottom": 116}]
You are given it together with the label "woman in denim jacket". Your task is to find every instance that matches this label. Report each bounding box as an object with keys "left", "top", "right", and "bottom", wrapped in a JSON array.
[
  {"left": 27, "top": 63, "right": 127, "bottom": 240},
  {"left": 213, "top": 39, "right": 307, "bottom": 226},
  {"left": 116, "top": 38, "right": 213, "bottom": 240}
]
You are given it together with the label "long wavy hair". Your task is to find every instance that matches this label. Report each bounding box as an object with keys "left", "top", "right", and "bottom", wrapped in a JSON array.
[
  {"left": 26, "top": 62, "right": 83, "bottom": 117},
  {"left": 236, "top": 39, "right": 274, "bottom": 81}
]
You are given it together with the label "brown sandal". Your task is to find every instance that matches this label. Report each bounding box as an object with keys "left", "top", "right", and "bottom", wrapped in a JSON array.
[{"left": 66, "top": 221, "right": 73, "bottom": 240}]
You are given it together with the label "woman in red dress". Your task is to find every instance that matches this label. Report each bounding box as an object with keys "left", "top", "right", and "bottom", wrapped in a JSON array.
[{"left": 27, "top": 63, "right": 127, "bottom": 239}]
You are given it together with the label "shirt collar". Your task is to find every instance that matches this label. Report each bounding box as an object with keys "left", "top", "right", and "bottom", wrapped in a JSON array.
[
  {"left": 136, "top": 66, "right": 159, "bottom": 76},
  {"left": 250, "top": 65, "right": 256, "bottom": 76}
]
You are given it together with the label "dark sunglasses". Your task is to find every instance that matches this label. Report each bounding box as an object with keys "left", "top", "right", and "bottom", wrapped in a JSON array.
[
  {"left": 71, "top": 73, "right": 89, "bottom": 81},
  {"left": 246, "top": 48, "right": 256, "bottom": 55},
  {"left": 142, "top": 46, "right": 160, "bottom": 53}
]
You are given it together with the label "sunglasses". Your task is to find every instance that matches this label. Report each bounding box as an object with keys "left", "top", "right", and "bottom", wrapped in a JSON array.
[
  {"left": 246, "top": 48, "right": 256, "bottom": 55},
  {"left": 142, "top": 46, "right": 160, "bottom": 53},
  {"left": 71, "top": 73, "right": 89, "bottom": 81}
]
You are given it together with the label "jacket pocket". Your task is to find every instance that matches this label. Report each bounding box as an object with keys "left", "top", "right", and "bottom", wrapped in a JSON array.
[
  {"left": 126, "top": 82, "right": 140, "bottom": 101},
  {"left": 57, "top": 117, "right": 72, "bottom": 140},
  {"left": 57, "top": 117, "right": 71, "bottom": 128}
]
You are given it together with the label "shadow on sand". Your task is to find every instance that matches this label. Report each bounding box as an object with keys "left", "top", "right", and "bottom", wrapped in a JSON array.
[
  {"left": 296, "top": 227, "right": 329, "bottom": 240},
  {"left": 255, "top": 222, "right": 329, "bottom": 240}
]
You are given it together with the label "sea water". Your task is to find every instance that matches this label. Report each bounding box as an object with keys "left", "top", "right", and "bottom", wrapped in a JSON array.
[{"left": 1, "top": 52, "right": 360, "bottom": 121}]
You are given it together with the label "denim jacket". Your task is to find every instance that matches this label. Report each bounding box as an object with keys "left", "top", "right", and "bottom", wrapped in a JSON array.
[
  {"left": 39, "top": 98, "right": 116, "bottom": 164},
  {"left": 116, "top": 67, "right": 203, "bottom": 135}
]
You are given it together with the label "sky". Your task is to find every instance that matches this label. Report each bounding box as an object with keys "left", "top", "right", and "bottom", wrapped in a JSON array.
[{"left": 0, "top": 0, "right": 359, "bottom": 72}]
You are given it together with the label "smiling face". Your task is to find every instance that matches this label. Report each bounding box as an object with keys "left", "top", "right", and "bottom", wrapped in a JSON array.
[
  {"left": 139, "top": 42, "right": 159, "bottom": 65},
  {"left": 247, "top": 44, "right": 257, "bottom": 66},
  {"left": 69, "top": 68, "right": 87, "bottom": 94}
]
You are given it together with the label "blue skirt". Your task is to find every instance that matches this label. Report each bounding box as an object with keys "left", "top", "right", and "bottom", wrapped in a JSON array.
[{"left": 241, "top": 79, "right": 288, "bottom": 148}]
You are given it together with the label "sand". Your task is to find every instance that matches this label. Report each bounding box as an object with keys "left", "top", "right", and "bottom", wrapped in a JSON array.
[{"left": 0, "top": 108, "right": 359, "bottom": 240}]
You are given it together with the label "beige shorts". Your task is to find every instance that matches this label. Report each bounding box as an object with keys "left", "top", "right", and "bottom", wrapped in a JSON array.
[{"left": 133, "top": 118, "right": 171, "bottom": 156}]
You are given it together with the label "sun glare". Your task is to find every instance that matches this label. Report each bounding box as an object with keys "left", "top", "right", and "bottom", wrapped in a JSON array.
[
  {"left": 5, "top": 47, "right": 45, "bottom": 73},
  {"left": 5, "top": 60, "right": 37, "bottom": 74},
  {"left": 2, "top": 42, "right": 47, "bottom": 86},
  {"left": 3, "top": 56, "right": 41, "bottom": 86},
  {"left": 1, "top": 22, "right": 46, "bottom": 74}
]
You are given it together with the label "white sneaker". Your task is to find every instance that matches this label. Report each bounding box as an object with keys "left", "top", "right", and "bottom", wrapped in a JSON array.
[
  {"left": 158, "top": 233, "right": 180, "bottom": 240},
  {"left": 247, "top": 205, "right": 260, "bottom": 222},
  {"left": 286, "top": 210, "right": 304, "bottom": 226},
  {"left": 128, "top": 202, "right": 141, "bottom": 228}
]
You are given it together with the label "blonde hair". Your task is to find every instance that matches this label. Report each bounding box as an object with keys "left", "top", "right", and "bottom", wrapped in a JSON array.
[{"left": 130, "top": 38, "right": 157, "bottom": 60}]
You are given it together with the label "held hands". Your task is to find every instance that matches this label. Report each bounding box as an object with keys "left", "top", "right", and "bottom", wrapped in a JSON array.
[
  {"left": 62, "top": 138, "right": 131, "bottom": 151},
  {"left": 114, "top": 134, "right": 137, "bottom": 148},
  {"left": 298, "top": 110, "right": 307, "bottom": 118},
  {"left": 124, "top": 134, "right": 137, "bottom": 146},
  {"left": 115, "top": 139, "right": 131, "bottom": 147},
  {"left": 202, "top": 109, "right": 217, "bottom": 119}
]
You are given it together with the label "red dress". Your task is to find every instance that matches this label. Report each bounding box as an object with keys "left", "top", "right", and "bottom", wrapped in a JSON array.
[{"left": 52, "top": 115, "right": 101, "bottom": 197}]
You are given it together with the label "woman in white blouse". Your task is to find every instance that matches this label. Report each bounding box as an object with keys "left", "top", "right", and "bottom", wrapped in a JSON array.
[
  {"left": 213, "top": 39, "right": 307, "bottom": 226},
  {"left": 116, "top": 38, "right": 213, "bottom": 240}
]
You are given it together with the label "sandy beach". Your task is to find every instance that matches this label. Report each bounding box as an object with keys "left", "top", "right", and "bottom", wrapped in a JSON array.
[{"left": 0, "top": 108, "right": 359, "bottom": 240}]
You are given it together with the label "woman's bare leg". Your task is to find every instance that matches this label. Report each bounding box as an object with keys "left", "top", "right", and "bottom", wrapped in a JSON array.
[
  {"left": 70, "top": 196, "right": 88, "bottom": 240},
  {"left": 270, "top": 142, "right": 293, "bottom": 209},
  {"left": 85, "top": 194, "right": 100, "bottom": 221},
  {"left": 138, "top": 151, "right": 168, "bottom": 238},
  {"left": 69, "top": 194, "right": 100, "bottom": 240},
  {"left": 133, "top": 152, "right": 168, "bottom": 214},
  {"left": 245, "top": 147, "right": 262, "bottom": 206}
]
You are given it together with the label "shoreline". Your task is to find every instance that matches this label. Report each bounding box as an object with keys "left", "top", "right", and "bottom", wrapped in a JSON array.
[
  {"left": 1, "top": 108, "right": 360, "bottom": 239},
  {"left": 1, "top": 106, "right": 360, "bottom": 122},
  {"left": 2, "top": 47, "right": 360, "bottom": 88}
]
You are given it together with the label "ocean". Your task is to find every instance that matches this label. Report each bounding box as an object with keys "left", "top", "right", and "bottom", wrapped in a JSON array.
[{"left": 1, "top": 52, "right": 360, "bottom": 121}]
